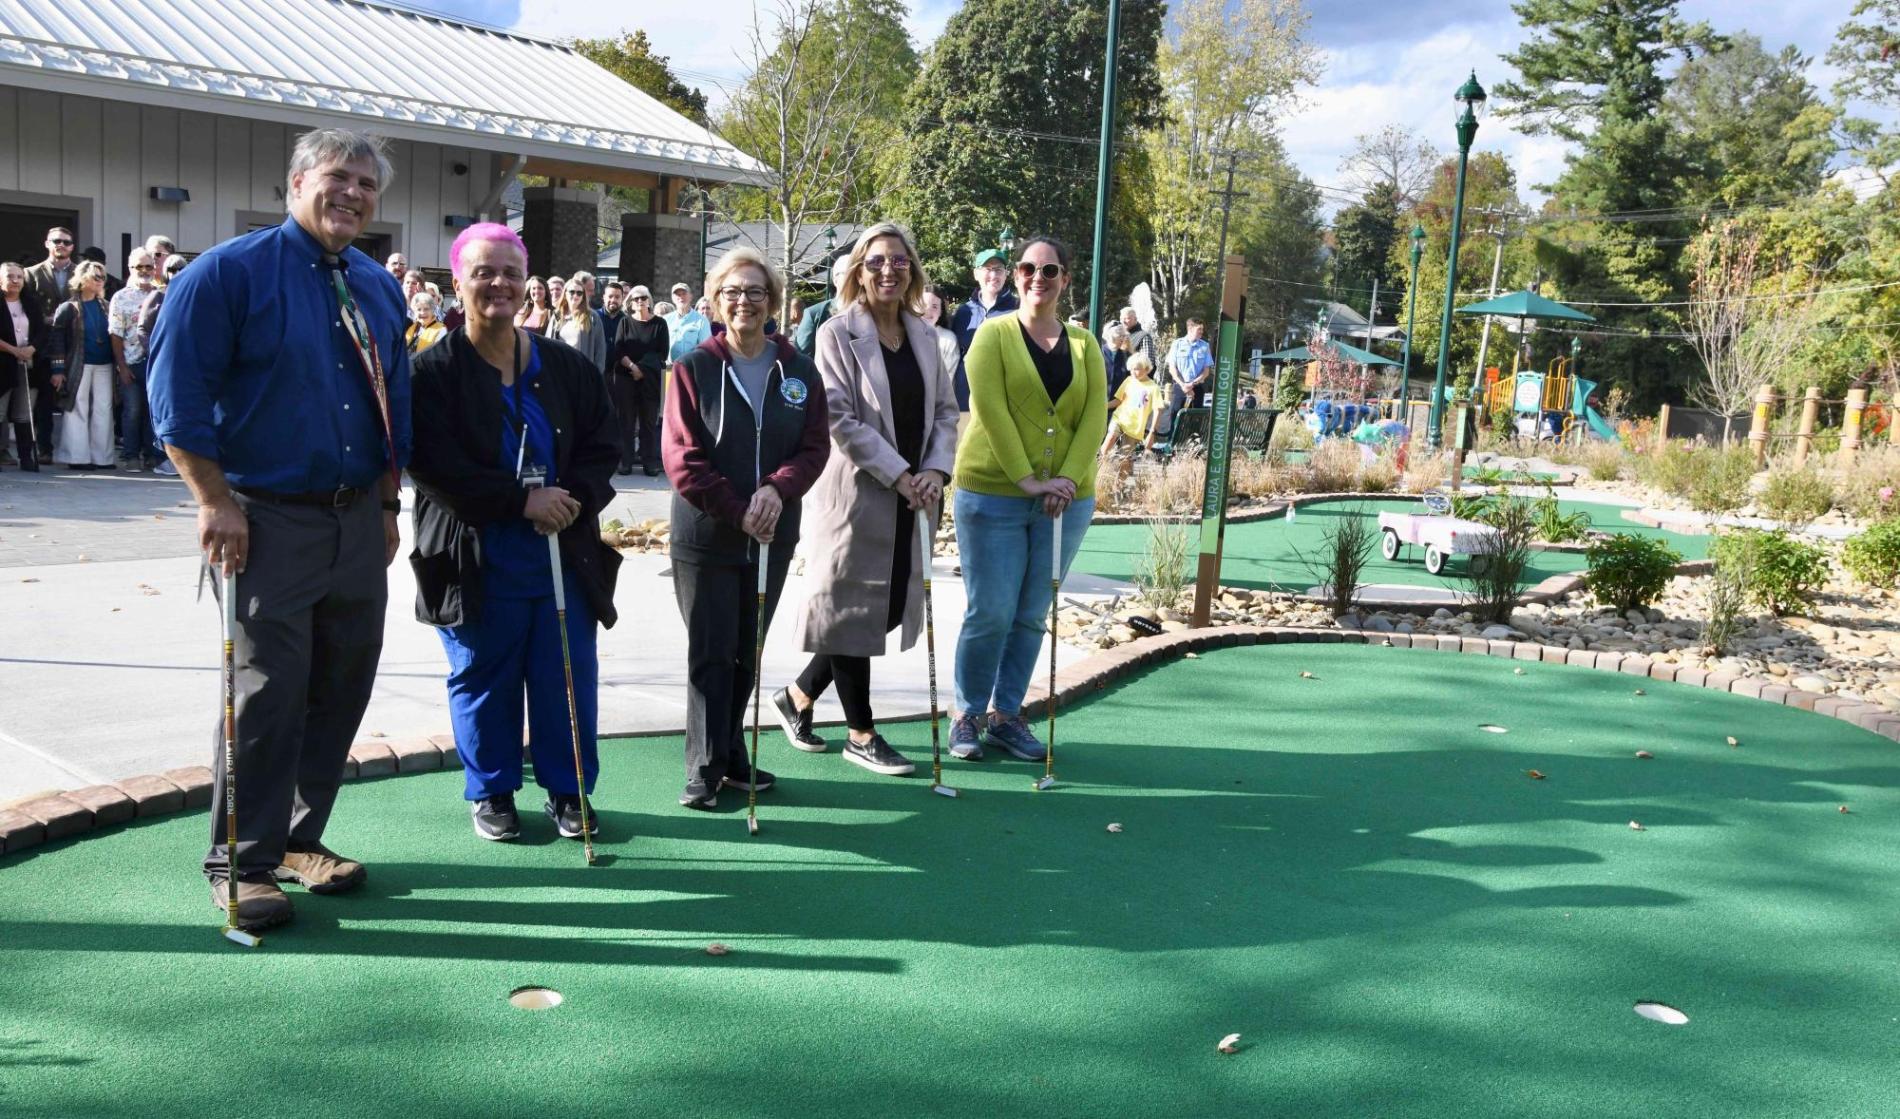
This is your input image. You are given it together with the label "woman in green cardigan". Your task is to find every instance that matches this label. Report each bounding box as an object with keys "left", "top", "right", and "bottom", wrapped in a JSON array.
[{"left": 948, "top": 235, "right": 1107, "bottom": 762}]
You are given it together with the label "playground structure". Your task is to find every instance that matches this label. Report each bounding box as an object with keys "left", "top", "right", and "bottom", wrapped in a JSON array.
[{"left": 1480, "top": 355, "right": 1619, "bottom": 444}]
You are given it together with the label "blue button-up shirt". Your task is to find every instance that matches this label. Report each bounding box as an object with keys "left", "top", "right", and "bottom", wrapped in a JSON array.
[
  {"left": 147, "top": 216, "right": 413, "bottom": 493},
  {"left": 666, "top": 309, "right": 711, "bottom": 363},
  {"left": 1168, "top": 336, "right": 1213, "bottom": 386}
]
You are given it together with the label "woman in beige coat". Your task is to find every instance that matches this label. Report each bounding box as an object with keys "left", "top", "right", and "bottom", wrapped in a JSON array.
[{"left": 780, "top": 222, "right": 959, "bottom": 777}]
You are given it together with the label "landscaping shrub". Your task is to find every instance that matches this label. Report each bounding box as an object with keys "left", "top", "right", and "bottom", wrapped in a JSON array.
[
  {"left": 1687, "top": 446, "right": 1756, "bottom": 514},
  {"left": 1399, "top": 446, "right": 1447, "bottom": 492},
  {"left": 1702, "top": 559, "right": 1748, "bottom": 655},
  {"left": 1710, "top": 529, "right": 1829, "bottom": 616},
  {"left": 1583, "top": 441, "right": 1624, "bottom": 481},
  {"left": 1756, "top": 463, "right": 1833, "bottom": 527},
  {"left": 1583, "top": 534, "right": 1682, "bottom": 612},
  {"left": 1359, "top": 450, "right": 1398, "bottom": 493},
  {"left": 1134, "top": 518, "right": 1193, "bottom": 611},
  {"left": 1460, "top": 497, "right": 1536, "bottom": 624},
  {"left": 1842, "top": 519, "right": 1900, "bottom": 588},
  {"left": 1640, "top": 441, "right": 1704, "bottom": 497},
  {"left": 1309, "top": 504, "right": 1375, "bottom": 617},
  {"left": 1307, "top": 439, "right": 1362, "bottom": 493},
  {"left": 1836, "top": 445, "right": 1900, "bottom": 520},
  {"left": 1268, "top": 415, "right": 1313, "bottom": 456},
  {"left": 1531, "top": 486, "right": 1593, "bottom": 542},
  {"left": 1452, "top": 490, "right": 1498, "bottom": 522}
]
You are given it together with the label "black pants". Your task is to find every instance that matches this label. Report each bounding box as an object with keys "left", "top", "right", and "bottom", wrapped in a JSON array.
[
  {"left": 32, "top": 387, "right": 55, "bottom": 456},
  {"left": 794, "top": 511, "right": 911, "bottom": 731},
  {"left": 204, "top": 493, "right": 388, "bottom": 881},
  {"left": 610, "top": 371, "right": 662, "bottom": 471},
  {"left": 674, "top": 548, "right": 792, "bottom": 790}
]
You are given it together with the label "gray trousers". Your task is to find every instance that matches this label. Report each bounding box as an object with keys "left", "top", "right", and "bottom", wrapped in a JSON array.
[
  {"left": 673, "top": 549, "right": 791, "bottom": 790},
  {"left": 204, "top": 493, "right": 387, "bottom": 881}
]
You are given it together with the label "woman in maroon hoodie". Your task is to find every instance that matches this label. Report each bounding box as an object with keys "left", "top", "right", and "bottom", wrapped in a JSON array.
[{"left": 663, "top": 247, "right": 830, "bottom": 809}]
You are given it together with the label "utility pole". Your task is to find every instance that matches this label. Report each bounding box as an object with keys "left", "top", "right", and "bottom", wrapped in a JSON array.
[
  {"left": 1085, "top": 0, "right": 1122, "bottom": 336},
  {"left": 1471, "top": 206, "right": 1519, "bottom": 381},
  {"left": 1209, "top": 148, "right": 1247, "bottom": 317}
]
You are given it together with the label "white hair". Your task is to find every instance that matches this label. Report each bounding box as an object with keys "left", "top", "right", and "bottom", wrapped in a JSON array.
[
  {"left": 144, "top": 234, "right": 176, "bottom": 254},
  {"left": 286, "top": 127, "right": 393, "bottom": 201}
]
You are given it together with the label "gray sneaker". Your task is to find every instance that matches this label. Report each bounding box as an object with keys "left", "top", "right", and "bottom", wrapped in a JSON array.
[
  {"left": 982, "top": 715, "right": 1047, "bottom": 762},
  {"left": 153, "top": 459, "right": 179, "bottom": 476},
  {"left": 948, "top": 713, "right": 984, "bottom": 761}
]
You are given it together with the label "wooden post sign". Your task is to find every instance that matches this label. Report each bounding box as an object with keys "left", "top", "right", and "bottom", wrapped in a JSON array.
[{"left": 1192, "top": 255, "right": 1248, "bottom": 628}]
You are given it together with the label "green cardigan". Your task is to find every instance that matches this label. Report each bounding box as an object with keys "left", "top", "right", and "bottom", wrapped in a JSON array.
[{"left": 954, "top": 315, "right": 1109, "bottom": 499}]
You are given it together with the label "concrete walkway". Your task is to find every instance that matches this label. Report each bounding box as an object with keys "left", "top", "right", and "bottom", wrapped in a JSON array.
[{"left": 0, "top": 469, "right": 1127, "bottom": 804}]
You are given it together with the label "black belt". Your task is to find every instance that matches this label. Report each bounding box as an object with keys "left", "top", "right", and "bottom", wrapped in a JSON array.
[{"left": 235, "top": 485, "right": 367, "bottom": 508}]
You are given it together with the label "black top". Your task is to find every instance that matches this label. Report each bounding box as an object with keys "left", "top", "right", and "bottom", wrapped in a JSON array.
[
  {"left": 611, "top": 313, "right": 670, "bottom": 377},
  {"left": 883, "top": 335, "right": 925, "bottom": 472},
  {"left": 1104, "top": 347, "right": 1129, "bottom": 406},
  {"left": 1019, "top": 320, "right": 1072, "bottom": 403}
]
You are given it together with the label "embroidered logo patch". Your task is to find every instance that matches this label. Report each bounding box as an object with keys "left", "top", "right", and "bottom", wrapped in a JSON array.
[{"left": 779, "top": 377, "right": 809, "bottom": 406}]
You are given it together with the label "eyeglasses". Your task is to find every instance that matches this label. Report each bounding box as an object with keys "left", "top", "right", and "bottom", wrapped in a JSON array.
[
  {"left": 863, "top": 254, "right": 910, "bottom": 273},
  {"left": 49, "top": 238, "right": 73, "bottom": 246},
  {"left": 1015, "top": 262, "right": 1064, "bottom": 282},
  {"left": 134, "top": 265, "right": 155, "bottom": 273},
  {"left": 630, "top": 295, "right": 651, "bottom": 302},
  {"left": 718, "top": 286, "right": 769, "bottom": 303}
]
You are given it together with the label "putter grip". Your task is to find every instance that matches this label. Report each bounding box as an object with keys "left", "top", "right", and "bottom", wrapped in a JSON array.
[
  {"left": 757, "top": 545, "right": 769, "bottom": 595},
  {"left": 1052, "top": 515, "right": 1062, "bottom": 581},
  {"left": 916, "top": 509, "right": 931, "bottom": 581},
  {"left": 548, "top": 534, "right": 566, "bottom": 611},
  {"left": 223, "top": 570, "right": 236, "bottom": 633}
]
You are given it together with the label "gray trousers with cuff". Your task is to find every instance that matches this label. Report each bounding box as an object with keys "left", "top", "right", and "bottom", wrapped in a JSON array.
[{"left": 203, "top": 492, "right": 387, "bottom": 881}]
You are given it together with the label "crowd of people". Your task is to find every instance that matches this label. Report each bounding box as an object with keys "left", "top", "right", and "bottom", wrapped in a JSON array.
[{"left": 23, "top": 126, "right": 1234, "bottom": 935}]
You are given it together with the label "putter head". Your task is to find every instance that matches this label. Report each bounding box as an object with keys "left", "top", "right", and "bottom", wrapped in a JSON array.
[
  {"left": 746, "top": 815, "right": 760, "bottom": 836},
  {"left": 1034, "top": 775, "right": 1057, "bottom": 791},
  {"left": 930, "top": 783, "right": 960, "bottom": 799},
  {"left": 222, "top": 926, "right": 260, "bottom": 948}
]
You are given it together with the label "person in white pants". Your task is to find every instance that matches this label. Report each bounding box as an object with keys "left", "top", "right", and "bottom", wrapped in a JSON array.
[{"left": 49, "top": 261, "right": 117, "bottom": 469}]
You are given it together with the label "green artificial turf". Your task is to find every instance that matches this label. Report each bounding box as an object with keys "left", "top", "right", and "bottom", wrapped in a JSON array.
[
  {"left": 1074, "top": 498, "right": 1708, "bottom": 593},
  {"left": 3, "top": 645, "right": 1896, "bottom": 1118}
]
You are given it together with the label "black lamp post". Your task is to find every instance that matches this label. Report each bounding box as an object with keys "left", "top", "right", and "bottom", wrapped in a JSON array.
[
  {"left": 824, "top": 226, "right": 837, "bottom": 298},
  {"left": 1399, "top": 222, "right": 1426, "bottom": 418},
  {"left": 1428, "top": 71, "right": 1487, "bottom": 449}
]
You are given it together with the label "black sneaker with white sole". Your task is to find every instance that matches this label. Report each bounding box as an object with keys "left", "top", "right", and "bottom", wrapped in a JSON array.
[
  {"left": 723, "top": 766, "right": 776, "bottom": 793},
  {"left": 544, "top": 794, "right": 598, "bottom": 839},
  {"left": 472, "top": 794, "right": 521, "bottom": 841},
  {"left": 680, "top": 783, "right": 719, "bottom": 810},
  {"left": 842, "top": 734, "right": 916, "bottom": 776},
  {"left": 772, "top": 687, "right": 827, "bottom": 752}
]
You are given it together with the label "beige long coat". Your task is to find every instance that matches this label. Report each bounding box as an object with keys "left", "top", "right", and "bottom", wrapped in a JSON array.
[{"left": 797, "top": 301, "right": 960, "bottom": 657}]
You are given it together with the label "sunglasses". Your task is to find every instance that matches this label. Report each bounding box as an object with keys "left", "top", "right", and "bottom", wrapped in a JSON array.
[
  {"left": 134, "top": 265, "right": 155, "bottom": 273},
  {"left": 863, "top": 254, "right": 910, "bottom": 273},
  {"left": 50, "top": 238, "right": 74, "bottom": 246},
  {"left": 630, "top": 295, "right": 651, "bottom": 302},
  {"left": 1015, "top": 262, "right": 1064, "bottom": 282}
]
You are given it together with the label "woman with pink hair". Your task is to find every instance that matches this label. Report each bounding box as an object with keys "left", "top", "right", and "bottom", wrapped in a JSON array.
[{"left": 405, "top": 222, "right": 624, "bottom": 844}]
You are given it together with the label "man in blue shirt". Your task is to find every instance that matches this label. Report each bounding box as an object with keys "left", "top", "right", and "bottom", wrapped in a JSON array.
[
  {"left": 1167, "top": 317, "right": 1214, "bottom": 415},
  {"left": 147, "top": 127, "right": 413, "bottom": 934},
  {"left": 948, "top": 247, "right": 1018, "bottom": 411},
  {"left": 664, "top": 281, "right": 711, "bottom": 363}
]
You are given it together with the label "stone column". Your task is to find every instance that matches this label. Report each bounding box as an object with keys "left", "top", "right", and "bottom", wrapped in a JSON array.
[
  {"left": 618, "top": 213, "right": 704, "bottom": 296},
  {"left": 519, "top": 186, "right": 600, "bottom": 281}
]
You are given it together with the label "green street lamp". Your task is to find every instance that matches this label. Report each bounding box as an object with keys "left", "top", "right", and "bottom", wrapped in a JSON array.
[
  {"left": 1428, "top": 71, "right": 1487, "bottom": 449},
  {"left": 999, "top": 225, "right": 1016, "bottom": 258},
  {"left": 824, "top": 226, "right": 837, "bottom": 297},
  {"left": 1399, "top": 222, "right": 1426, "bottom": 418}
]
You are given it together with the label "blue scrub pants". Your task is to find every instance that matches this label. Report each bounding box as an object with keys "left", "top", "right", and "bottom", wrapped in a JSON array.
[{"left": 438, "top": 576, "right": 599, "bottom": 801}]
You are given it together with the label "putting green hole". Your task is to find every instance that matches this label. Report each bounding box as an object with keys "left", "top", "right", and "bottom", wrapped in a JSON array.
[
  {"left": 1479, "top": 724, "right": 1509, "bottom": 734},
  {"left": 1633, "top": 1001, "right": 1688, "bottom": 1025},
  {"left": 509, "top": 986, "right": 564, "bottom": 1011}
]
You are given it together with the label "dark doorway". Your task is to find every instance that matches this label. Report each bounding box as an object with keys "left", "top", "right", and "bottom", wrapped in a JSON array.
[{"left": 1, "top": 204, "right": 81, "bottom": 268}]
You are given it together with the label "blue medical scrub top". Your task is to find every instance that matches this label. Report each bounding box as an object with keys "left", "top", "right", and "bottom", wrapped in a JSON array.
[{"left": 483, "top": 338, "right": 559, "bottom": 599}]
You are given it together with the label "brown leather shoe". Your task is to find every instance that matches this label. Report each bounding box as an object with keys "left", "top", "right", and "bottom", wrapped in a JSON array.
[
  {"left": 274, "top": 843, "right": 367, "bottom": 895},
  {"left": 210, "top": 877, "right": 295, "bottom": 932}
]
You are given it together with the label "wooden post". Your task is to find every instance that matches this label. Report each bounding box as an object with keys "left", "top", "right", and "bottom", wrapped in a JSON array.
[
  {"left": 1654, "top": 404, "right": 1671, "bottom": 456},
  {"left": 1840, "top": 386, "right": 1867, "bottom": 468},
  {"left": 1748, "top": 384, "right": 1776, "bottom": 469},
  {"left": 1792, "top": 386, "right": 1820, "bottom": 467},
  {"left": 1190, "top": 255, "right": 1248, "bottom": 629}
]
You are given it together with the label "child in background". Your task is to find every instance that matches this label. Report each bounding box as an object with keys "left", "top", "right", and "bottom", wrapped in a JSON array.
[{"left": 1102, "top": 353, "right": 1163, "bottom": 456}]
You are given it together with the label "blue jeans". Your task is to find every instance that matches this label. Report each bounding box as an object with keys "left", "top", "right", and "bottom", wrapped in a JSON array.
[
  {"left": 952, "top": 489, "right": 1093, "bottom": 717},
  {"left": 118, "top": 360, "right": 155, "bottom": 461}
]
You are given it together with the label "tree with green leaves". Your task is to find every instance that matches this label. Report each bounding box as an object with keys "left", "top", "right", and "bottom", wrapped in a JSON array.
[
  {"left": 1391, "top": 153, "right": 1531, "bottom": 383},
  {"left": 569, "top": 31, "right": 709, "bottom": 120},
  {"left": 1666, "top": 35, "right": 1834, "bottom": 206},
  {"left": 1331, "top": 182, "right": 1402, "bottom": 307},
  {"left": 1829, "top": 0, "right": 1900, "bottom": 186},
  {"left": 884, "top": 0, "right": 1166, "bottom": 307}
]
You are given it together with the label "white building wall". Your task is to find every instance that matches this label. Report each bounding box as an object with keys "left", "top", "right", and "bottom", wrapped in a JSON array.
[{"left": 0, "top": 86, "right": 499, "bottom": 268}]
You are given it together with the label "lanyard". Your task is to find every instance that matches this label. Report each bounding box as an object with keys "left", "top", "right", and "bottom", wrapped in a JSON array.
[{"left": 326, "top": 261, "right": 400, "bottom": 491}]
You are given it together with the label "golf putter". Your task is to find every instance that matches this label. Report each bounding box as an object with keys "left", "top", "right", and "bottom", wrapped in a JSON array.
[
  {"left": 1036, "top": 514, "right": 1060, "bottom": 792},
  {"left": 548, "top": 532, "right": 596, "bottom": 866},
  {"left": 218, "top": 570, "right": 259, "bottom": 948},
  {"left": 918, "top": 509, "right": 957, "bottom": 798},
  {"left": 746, "top": 549, "right": 768, "bottom": 836}
]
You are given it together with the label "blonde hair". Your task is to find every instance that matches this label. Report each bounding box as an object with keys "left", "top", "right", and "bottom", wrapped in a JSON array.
[
  {"left": 837, "top": 221, "right": 926, "bottom": 313},
  {"left": 1127, "top": 353, "right": 1154, "bottom": 376},
  {"left": 704, "top": 246, "right": 784, "bottom": 324},
  {"left": 69, "top": 260, "right": 107, "bottom": 298}
]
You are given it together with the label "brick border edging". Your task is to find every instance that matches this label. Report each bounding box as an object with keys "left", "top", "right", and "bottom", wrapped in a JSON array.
[{"left": 9, "top": 614, "right": 1891, "bottom": 858}]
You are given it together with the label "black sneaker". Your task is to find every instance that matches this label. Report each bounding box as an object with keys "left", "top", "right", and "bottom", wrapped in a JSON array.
[
  {"left": 472, "top": 794, "right": 520, "bottom": 841},
  {"left": 544, "top": 794, "right": 598, "bottom": 839},
  {"left": 680, "top": 783, "right": 719, "bottom": 811},
  {"left": 842, "top": 734, "right": 916, "bottom": 776},
  {"left": 773, "top": 687, "right": 827, "bottom": 753},
  {"left": 723, "top": 765, "right": 776, "bottom": 793}
]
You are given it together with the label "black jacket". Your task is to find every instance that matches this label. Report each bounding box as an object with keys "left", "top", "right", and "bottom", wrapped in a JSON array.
[
  {"left": 407, "top": 328, "right": 624, "bottom": 628},
  {"left": 1, "top": 289, "right": 47, "bottom": 392}
]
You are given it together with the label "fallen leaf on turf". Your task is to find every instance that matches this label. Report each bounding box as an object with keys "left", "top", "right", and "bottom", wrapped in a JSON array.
[
  {"left": 1217, "top": 1033, "right": 1242, "bottom": 1055},
  {"left": 1513, "top": 667, "right": 1525, "bottom": 675},
  {"left": 1299, "top": 671, "right": 1314, "bottom": 679},
  {"left": 1635, "top": 750, "right": 1654, "bottom": 759},
  {"left": 1526, "top": 770, "right": 1547, "bottom": 780},
  {"left": 1726, "top": 736, "right": 1739, "bottom": 747},
  {"left": 1106, "top": 823, "right": 1123, "bottom": 833},
  {"left": 1633, "top": 688, "right": 1646, "bottom": 696},
  {"left": 706, "top": 943, "right": 731, "bottom": 956},
  {"left": 1381, "top": 639, "right": 1393, "bottom": 647},
  {"left": 1184, "top": 652, "right": 1199, "bottom": 659},
  {"left": 1629, "top": 821, "right": 1646, "bottom": 831},
  {"left": 1840, "top": 806, "right": 1851, "bottom": 814}
]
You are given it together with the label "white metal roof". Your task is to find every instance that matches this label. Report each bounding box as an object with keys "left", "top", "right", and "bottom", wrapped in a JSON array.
[{"left": 0, "top": 0, "right": 764, "bottom": 183}]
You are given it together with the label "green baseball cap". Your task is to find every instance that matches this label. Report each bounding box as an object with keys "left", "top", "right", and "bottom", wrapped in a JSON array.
[{"left": 971, "top": 247, "right": 1008, "bottom": 268}]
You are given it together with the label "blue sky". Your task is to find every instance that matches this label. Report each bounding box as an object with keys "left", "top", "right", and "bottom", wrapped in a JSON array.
[{"left": 416, "top": 0, "right": 1865, "bottom": 210}]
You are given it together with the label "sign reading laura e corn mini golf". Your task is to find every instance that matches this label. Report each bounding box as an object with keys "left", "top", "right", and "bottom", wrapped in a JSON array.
[{"left": 1192, "top": 254, "right": 1248, "bottom": 628}]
